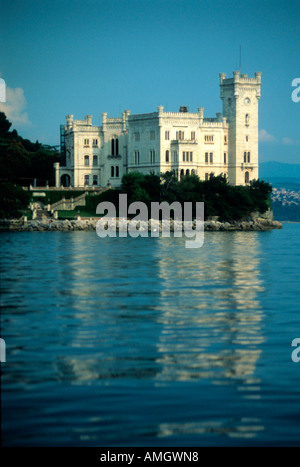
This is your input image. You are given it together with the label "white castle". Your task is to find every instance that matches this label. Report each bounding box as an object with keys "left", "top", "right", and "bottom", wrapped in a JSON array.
[{"left": 54, "top": 71, "right": 261, "bottom": 188}]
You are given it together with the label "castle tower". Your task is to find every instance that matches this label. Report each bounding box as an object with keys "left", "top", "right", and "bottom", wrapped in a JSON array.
[{"left": 220, "top": 71, "right": 261, "bottom": 185}]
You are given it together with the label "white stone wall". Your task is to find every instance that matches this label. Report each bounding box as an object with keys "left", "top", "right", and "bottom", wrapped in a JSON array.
[{"left": 127, "top": 113, "right": 161, "bottom": 175}]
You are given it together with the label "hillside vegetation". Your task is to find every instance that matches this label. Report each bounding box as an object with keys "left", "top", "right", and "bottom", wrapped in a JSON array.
[{"left": 0, "top": 112, "right": 60, "bottom": 217}]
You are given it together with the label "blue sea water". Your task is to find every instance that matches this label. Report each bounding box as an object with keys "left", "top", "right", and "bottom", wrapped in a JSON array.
[{"left": 1, "top": 223, "right": 300, "bottom": 447}]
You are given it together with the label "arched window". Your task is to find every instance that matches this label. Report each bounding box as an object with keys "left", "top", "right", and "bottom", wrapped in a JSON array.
[
  {"left": 245, "top": 171, "right": 250, "bottom": 184},
  {"left": 180, "top": 169, "right": 184, "bottom": 179},
  {"left": 245, "top": 114, "right": 250, "bottom": 126},
  {"left": 244, "top": 151, "right": 247, "bottom": 163},
  {"left": 247, "top": 152, "right": 250, "bottom": 163},
  {"left": 111, "top": 137, "right": 119, "bottom": 155},
  {"left": 166, "top": 150, "right": 169, "bottom": 163},
  {"left": 116, "top": 166, "right": 119, "bottom": 178},
  {"left": 186, "top": 169, "right": 190, "bottom": 175},
  {"left": 150, "top": 150, "right": 154, "bottom": 164},
  {"left": 111, "top": 166, "right": 115, "bottom": 178},
  {"left": 134, "top": 151, "right": 140, "bottom": 165}
]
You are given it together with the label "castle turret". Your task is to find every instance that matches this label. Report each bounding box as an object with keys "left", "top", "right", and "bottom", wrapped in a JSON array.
[{"left": 220, "top": 71, "right": 261, "bottom": 185}]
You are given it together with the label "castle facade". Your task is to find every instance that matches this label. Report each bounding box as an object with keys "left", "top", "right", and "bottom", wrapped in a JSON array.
[{"left": 54, "top": 71, "right": 261, "bottom": 188}]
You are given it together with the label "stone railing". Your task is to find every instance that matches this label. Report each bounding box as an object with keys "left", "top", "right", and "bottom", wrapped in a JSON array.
[{"left": 50, "top": 193, "right": 87, "bottom": 211}]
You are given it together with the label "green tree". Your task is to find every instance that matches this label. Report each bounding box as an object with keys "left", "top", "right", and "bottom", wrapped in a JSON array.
[
  {"left": 0, "top": 112, "right": 12, "bottom": 137},
  {"left": 0, "top": 182, "right": 30, "bottom": 218}
]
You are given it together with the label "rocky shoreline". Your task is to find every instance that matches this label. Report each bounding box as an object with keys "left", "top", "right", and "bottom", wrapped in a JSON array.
[{"left": 0, "top": 217, "right": 283, "bottom": 232}]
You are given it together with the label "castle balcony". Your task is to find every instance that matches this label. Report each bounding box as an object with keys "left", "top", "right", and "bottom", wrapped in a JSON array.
[
  {"left": 107, "top": 154, "right": 122, "bottom": 160},
  {"left": 171, "top": 139, "right": 198, "bottom": 145},
  {"left": 241, "top": 163, "right": 256, "bottom": 171}
]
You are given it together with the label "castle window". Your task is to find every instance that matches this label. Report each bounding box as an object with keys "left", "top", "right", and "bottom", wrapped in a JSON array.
[
  {"left": 93, "top": 155, "right": 98, "bottom": 166},
  {"left": 92, "top": 139, "right": 98, "bottom": 147},
  {"left": 111, "top": 166, "right": 115, "bottom": 178},
  {"left": 134, "top": 132, "right": 140, "bottom": 142},
  {"left": 246, "top": 135, "right": 249, "bottom": 142},
  {"left": 165, "top": 131, "right": 170, "bottom": 140},
  {"left": 134, "top": 151, "right": 140, "bottom": 165},
  {"left": 165, "top": 150, "right": 169, "bottom": 163},
  {"left": 245, "top": 171, "right": 250, "bottom": 184},
  {"left": 150, "top": 150, "right": 155, "bottom": 164},
  {"left": 93, "top": 175, "right": 98, "bottom": 185},
  {"left": 210, "top": 152, "right": 213, "bottom": 164},
  {"left": 111, "top": 138, "right": 119, "bottom": 155},
  {"left": 150, "top": 130, "right": 156, "bottom": 140},
  {"left": 186, "top": 169, "right": 190, "bottom": 175},
  {"left": 205, "top": 173, "right": 209, "bottom": 181},
  {"left": 224, "top": 135, "right": 227, "bottom": 144},
  {"left": 244, "top": 151, "right": 251, "bottom": 163},
  {"left": 205, "top": 135, "right": 214, "bottom": 143},
  {"left": 116, "top": 166, "right": 119, "bottom": 178},
  {"left": 191, "top": 131, "right": 195, "bottom": 140},
  {"left": 190, "top": 152, "right": 193, "bottom": 162},
  {"left": 205, "top": 152, "right": 209, "bottom": 163},
  {"left": 84, "top": 155, "right": 90, "bottom": 166},
  {"left": 224, "top": 152, "right": 227, "bottom": 164},
  {"left": 176, "top": 131, "right": 184, "bottom": 141},
  {"left": 180, "top": 169, "right": 184, "bottom": 179},
  {"left": 84, "top": 139, "right": 89, "bottom": 147},
  {"left": 245, "top": 114, "right": 250, "bottom": 126},
  {"left": 84, "top": 175, "right": 89, "bottom": 185},
  {"left": 183, "top": 151, "right": 185, "bottom": 162}
]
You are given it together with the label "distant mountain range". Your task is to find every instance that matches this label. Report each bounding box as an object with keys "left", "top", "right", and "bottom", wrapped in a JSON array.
[
  {"left": 260, "top": 161, "right": 300, "bottom": 189},
  {"left": 259, "top": 162, "right": 300, "bottom": 221}
]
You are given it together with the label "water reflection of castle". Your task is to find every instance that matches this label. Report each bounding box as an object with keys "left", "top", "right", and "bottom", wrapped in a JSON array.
[
  {"left": 53, "top": 232, "right": 266, "bottom": 385},
  {"left": 154, "top": 231, "right": 265, "bottom": 383}
]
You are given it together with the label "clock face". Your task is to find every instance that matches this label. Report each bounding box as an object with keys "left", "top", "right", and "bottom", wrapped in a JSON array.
[{"left": 244, "top": 97, "right": 250, "bottom": 105}]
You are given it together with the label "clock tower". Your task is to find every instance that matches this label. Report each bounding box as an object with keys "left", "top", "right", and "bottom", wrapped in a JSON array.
[{"left": 219, "top": 71, "right": 261, "bottom": 185}]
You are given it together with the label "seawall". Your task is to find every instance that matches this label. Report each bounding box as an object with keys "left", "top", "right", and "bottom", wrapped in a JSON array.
[{"left": 0, "top": 218, "right": 283, "bottom": 232}]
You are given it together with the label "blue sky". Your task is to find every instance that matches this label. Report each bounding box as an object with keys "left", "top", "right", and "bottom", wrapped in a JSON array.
[{"left": 0, "top": 0, "right": 299, "bottom": 163}]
